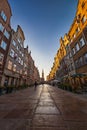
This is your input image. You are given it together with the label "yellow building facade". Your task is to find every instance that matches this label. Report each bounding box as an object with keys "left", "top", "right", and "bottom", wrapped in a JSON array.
[{"left": 47, "top": 0, "right": 87, "bottom": 81}]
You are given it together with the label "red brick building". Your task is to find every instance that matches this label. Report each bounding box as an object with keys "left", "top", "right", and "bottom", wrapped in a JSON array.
[{"left": 0, "top": 0, "right": 12, "bottom": 86}]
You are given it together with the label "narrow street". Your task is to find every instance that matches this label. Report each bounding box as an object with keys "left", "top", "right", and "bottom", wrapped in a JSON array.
[{"left": 0, "top": 84, "right": 87, "bottom": 130}]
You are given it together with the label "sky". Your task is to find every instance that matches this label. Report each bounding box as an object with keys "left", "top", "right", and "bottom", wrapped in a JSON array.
[{"left": 8, "top": 0, "right": 78, "bottom": 79}]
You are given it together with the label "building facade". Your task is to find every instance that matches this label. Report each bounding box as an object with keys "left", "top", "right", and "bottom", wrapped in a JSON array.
[
  {"left": 0, "top": 0, "right": 40, "bottom": 87},
  {"left": 1, "top": 25, "right": 25, "bottom": 86},
  {"left": 0, "top": 0, "right": 12, "bottom": 86},
  {"left": 47, "top": 0, "right": 87, "bottom": 85}
]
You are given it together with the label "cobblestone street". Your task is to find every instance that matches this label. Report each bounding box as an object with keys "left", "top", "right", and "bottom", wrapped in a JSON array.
[{"left": 0, "top": 84, "right": 87, "bottom": 130}]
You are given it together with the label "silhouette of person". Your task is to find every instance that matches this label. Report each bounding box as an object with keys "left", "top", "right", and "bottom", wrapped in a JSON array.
[{"left": 34, "top": 81, "right": 37, "bottom": 90}]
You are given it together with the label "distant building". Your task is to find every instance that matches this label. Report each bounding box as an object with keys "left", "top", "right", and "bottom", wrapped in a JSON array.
[
  {"left": 33, "top": 66, "right": 40, "bottom": 83},
  {"left": 41, "top": 69, "right": 44, "bottom": 82}
]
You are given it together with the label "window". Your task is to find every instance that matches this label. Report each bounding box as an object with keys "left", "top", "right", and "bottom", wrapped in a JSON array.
[
  {"left": 79, "top": 57, "right": 83, "bottom": 66},
  {"left": 18, "top": 38, "right": 21, "bottom": 43},
  {"left": 21, "top": 60, "right": 23, "bottom": 65},
  {"left": 24, "top": 63, "right": 27, "bottom": 68},
  {"left": 12, "top": 40, "right": 16, "bottom": 46},
  {"left": 10, "top": 49, "right": 15, "bottom": 58},
  {"left": 17, "top": 46, "right": 20, "bottom": 51},
  {"left": 14, "top": 53, "right": 18, "bottom": 61},
  {"left": 13, "top": 64, "right": 16, "bottom": 72},
  {"left": 0, "top": 23, "right": 4, "bottom": 32},
  {"left": 74, "top": 34, "right": 76, "bottom": 38},
  {"left": 0, "top": 40, "right": 7, "bottom": 50},
  {"left": 4, "top": 30, "right": 10, "bottom": 39},
  {"left": 82, "top": 2, "right": 85, "bottom": 8},
  {"left": 7, "top": 60, "right": 12, "bottom": 70},
  {"left": 69, "top": 52, "right": 72, "bottom": 58},
  {"left": 18, "top": 37, "right": 23, "bottom": 44},
  {"left": 82, "top": 15, "right": 86, "bottom": 24},
  {"left": 66, "top": 45, "right": 69, "bottom": 53},
  {"left": 20, "top": 69, "right": 22, "bottom": 74},
  {"left": 84, "top": 53, "right": 87, "bottom": 64},
  {"left": 22, "top": 53, "right": 24, "bottom": 57},
  {"left": 79, "top": 37, "right": 85, "bottom": 48},
  {"left": 18, "top": 57, "right": 21, "bottom": 64},
  {"left": 76, "top": 27, "right": 80, "bottom": 34},
  {"left": 72, "top": 48, "right": 75, "bottom": 55},
  {"left": 1, "top": 11, "right": 7, "bottom": 22},
  {"left": 71, "top": 63, "right": 73, "bottom": 70},
  {"left": 75, "top": 43, "right": 79, "bottom": 52},
  {"left": 0, "top": 53, "right": 4, "bottom": 65},
  {"left": 75, "top": 60, "right": 79, "bottom": 68}
]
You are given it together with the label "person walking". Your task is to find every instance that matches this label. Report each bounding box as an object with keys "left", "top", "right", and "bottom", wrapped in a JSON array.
[{"left": 34, "top": 81, "right": 37, "bottom": 90}]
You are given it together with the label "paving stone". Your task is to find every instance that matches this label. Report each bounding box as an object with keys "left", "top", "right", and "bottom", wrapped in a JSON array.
[
  {"left": 32, "top": 114, "right": 67, "bottom": 127},
  {"left": 26, "top": 127, "right": 68, "bottom": 130},
  {"left": 35, "top": 106, "right": 60, "bottom": 114},
  {"left": 38, "top": 101, "right": 54, "bottom": 106}
]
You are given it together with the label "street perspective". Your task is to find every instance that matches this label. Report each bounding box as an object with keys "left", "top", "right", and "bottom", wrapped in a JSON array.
[{"left": 0, "top": 0, "right": 87, "bottom": 130}]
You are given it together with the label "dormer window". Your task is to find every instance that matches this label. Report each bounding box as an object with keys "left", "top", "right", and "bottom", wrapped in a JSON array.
[
  {"left": 82, "top": 2, "right": 85, "bottom": 9},
  {"left": 1, "top": 11, "right": 7, "bottom": 22}
]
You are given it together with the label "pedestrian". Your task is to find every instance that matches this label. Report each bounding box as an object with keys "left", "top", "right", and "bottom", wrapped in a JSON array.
[{"left": 34, "top": 81, "right": 37, "bottom": 90}]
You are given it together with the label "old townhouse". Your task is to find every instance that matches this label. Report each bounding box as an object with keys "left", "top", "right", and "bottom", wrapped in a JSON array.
[
  {"left": 0, "top": 0, "right": 12, "bottom": 86},
  {"left": 2, "top": 25, "right": 25, "bottom": 86}
]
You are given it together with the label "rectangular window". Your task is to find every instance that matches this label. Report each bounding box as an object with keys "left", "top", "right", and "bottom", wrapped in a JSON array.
[
  {"left": 7, "top": 60, "right": 12, "bottom": 70},
  {"left": 69, "top": 52, "right": 72, "bottom": 58},
  {"left": 21, "top": 60, "right": 23, "bottom": 65},
  {"left": 14, "top": 53, "right": 18, "bottom": 61},
  {"left": 84, "top": 53, "right": 87, "bottom": 64},
  {"left": 75, "top": 43, "right": 79, "bottom": 52},
  {"left": 0, "top": 53, "right": 4, "bottom": 65},
  {"left": 22, "top": 53, "right": 24, "bottom": 57},
  {"left": 72, "top": 48, "right": 75, "bottom": 55},
  {"left": 1, "top": 11, "right": 7, "bottom": 22},
  {"left": 10, "top": 49, "right": 15, "bottom": 58},
  {"left": 13, "top": 64, "right": 16, "bottom": 72},
  {"left": 0, "top": 23, "right": 4, "bottom": 32},
  {"left": 20, "top": 69, "right": 22, "bottom": 74},
  {"left": 76, "top": 27, "right": 80, "bottom": 34},
  {"left": 71, "top": 63, "right": 73, "bottom": 70},
  {"left": 4, "top": 29, "right": 10, "bottom": 39},
  {"left": 79, "top": 57, "right": 83, "bottom": 66},
  {"left": 82, "top": 15, "right": 86, "bottom": 24},
  {"left": 79, "top": 37, "right": 85, "bottom": 48},
  {"left": 0, "top": 40, "right": 7, "bottom": 50},
  {"left": 12, "top": 40, "right": 16, "bottom": 46},
  {"left": 17, "top": 45, "right": 20, "bottom": 51},
  {"left": 18, "top": 57, "right": 21, "bottom": 64},
  {"left": 75, "top": 60, "right": 79, "bottom": 68}
]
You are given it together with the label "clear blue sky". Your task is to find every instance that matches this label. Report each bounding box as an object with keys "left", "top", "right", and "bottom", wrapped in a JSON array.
[{"left": 8, "top": 0, "right": 78, "bottom": 79}]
